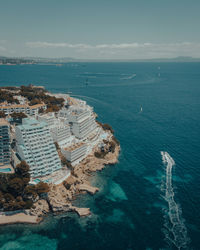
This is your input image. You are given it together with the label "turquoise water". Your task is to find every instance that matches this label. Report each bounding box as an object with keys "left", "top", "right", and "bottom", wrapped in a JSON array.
[
  {"left": 0, "top": 62, "right": 200, "bottom": 249},
  {"left": 0, "top": 168, "right": 11, "bottom": 173}
]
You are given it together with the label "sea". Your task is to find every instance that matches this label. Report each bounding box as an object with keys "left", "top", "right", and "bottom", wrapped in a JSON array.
[{"left": 0, "top": 62, "right": 199, "bottom": 250}]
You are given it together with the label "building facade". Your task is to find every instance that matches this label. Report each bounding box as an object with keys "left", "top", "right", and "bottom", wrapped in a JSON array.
[
  {"left": 61, "top": 142, "right": 87, "bottom": 164},
  {"left": 0, "top": 119, "right": 11, "bottom": 166},
  {"left": 0, "top": 103, "right": 47, "bottom": 116},
  {"left": 15, "top": 118, "right": 62, "bottom": 178},
  {"left": 37, "top": 113, "right": 71, "bottom": 147},
  {"left": 66, "top": 107, "right": 97, "bottom": 139}
]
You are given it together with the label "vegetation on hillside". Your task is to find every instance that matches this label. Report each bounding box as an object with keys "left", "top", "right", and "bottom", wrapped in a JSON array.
[
  {"left": 19, "top": 85, "right": 65, "bottom": 112},
  {"left": 29, "top": 98, "right": 42, "bottom": 106},
  {"left": 0, "top": 111, "right": 6, "bottom": 118},
  {"left": 0, "top": 85, "right": 64, "bottom": 113},
  {"left": 94, "top": 136, "right": 119, "bottom": 159},
  {"left": 0, "top": 89, "right": 19, "bottom": 104},
  {"left": 112, "top": 135, "right": 120, "bottom": 146},
  {"left": 97, "top": 121, "right": 114, "bottom": 134},
  {"left": 0, "top": 161, "right": 49, "bottom": 212},
  {"left": 10, "top": 112, "right": 27, "bottom": 119},
  {"left": 10, "top": 112, "right": 27, "bottom": 123}
]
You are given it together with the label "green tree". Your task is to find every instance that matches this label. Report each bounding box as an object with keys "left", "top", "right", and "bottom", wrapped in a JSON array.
[
  {"left": 0, "top": 191, "right": 5, "bottom": 208},
  {"left": 8, "top": 177, "right": 24, "bottom": 196},
  {"left": 0, "top": 111, "right": 6, "bottom": 118},
  {"left": 4, "top": 193, "right": 15, "bottom": 202},
  {"left": 23, "top": 186, "right": 38, "bottom": 201},
  {"left": 112, "top": 136, "right": 120, "bottom": 146},
  {"left": 38, "top": 107, "right": 44, "bottom": 114},
  {"left": 102, "top": 123, "right": 114, "bottom": 134},
  {"left": 34, "top": 182, "right": 50, "bottom": 195},
  {"left": 15, "top": 161, "right": 30, "bottom": 179},
  {"left": 24, "top": 200, "right": 33, "bottom": 209},
  {"left": 29, "top": 99, "right": 41, "bottom": 106},
  {"left": 0, "top": 174, "right": 10, "bottom": 193},
  {"left": 10, "top": 112, "right": 27, "bottom": 119},
  {"left": 109, "top": 141, "right": 116, "bottom": 153}
]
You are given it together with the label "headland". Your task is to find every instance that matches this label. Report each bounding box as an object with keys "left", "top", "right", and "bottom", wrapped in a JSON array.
[{"left": 0, "top": 85, "right": 120, "bottom": 225}]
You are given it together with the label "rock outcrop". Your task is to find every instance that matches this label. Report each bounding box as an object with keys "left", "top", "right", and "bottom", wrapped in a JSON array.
[{"left": 28, "top": 137, "right": 120, "bottom": 221}]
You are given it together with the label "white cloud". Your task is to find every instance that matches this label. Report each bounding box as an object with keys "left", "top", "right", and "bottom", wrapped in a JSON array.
[
  {"left": 26, "top": 41, "right": 153, "bottom": 49},
  {"left": 26, "top": 42, "right": 93, "bottom": 49},
  {"left": 25, "top": 41, "right": 200, "bottom": 59}
]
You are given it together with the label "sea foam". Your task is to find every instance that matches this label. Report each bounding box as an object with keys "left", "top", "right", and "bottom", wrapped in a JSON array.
[{"left": 161, "top": 151, "right": 190, "bottom": 249}]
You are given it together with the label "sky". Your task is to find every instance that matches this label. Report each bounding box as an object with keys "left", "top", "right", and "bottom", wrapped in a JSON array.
[{"left": 0, "top": 0, "right": 200, "bottom": 59}]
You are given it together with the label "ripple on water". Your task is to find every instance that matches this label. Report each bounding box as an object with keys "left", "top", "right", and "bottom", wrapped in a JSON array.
[
  {"left": 144, "top": 176, "right": 160, "bottom": 185},
  {"left": 173, "top": 174, "right": 193, "bottom": 183},
  {"left": 106, "top": 208, "right": 135, "bottom": 231},
  {"left": 106, "top": 181, "right": 128, "bottom": 202},
  {"left": 145, "top": 210, "right": 151, "bottom": 215},
  {"left": 152, "top": 202, "right": 167, "bottom": 209},
  {"left": 0, "top": 233, "right": 57, "bottom": 250},
  {"left": 106, "top": 209, "right": 125, "bottom": 223}
]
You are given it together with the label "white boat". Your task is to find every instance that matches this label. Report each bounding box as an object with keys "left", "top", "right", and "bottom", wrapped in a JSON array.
[{"left": 161, "top": 151, "right": 175, "bottom": 165}]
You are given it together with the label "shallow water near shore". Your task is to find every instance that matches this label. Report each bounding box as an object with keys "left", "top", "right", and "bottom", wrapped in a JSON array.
[{"left": 0, "top": 62, "right": 200, "bottom": 249}]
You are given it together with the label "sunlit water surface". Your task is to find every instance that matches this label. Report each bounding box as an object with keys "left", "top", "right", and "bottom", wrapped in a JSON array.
[{"left": 0, "top": 62, "right": 199, "bottom": 250}]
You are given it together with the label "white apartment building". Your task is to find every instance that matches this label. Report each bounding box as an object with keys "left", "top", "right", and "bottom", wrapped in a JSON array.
[
  {"left": 61, "top": 142, "right": 87, "bottom": 164},
  {"left": 37, "top": 112, "right": 57, "bottom": 127},
  {"left": 57, "top": 108, "right": 69, "bottom": 119},
  {"left": 50, "top": 124, "right": 71, "bottom": 146},
  {"left": 0, "top": 118, "right": 11, "bottom": 166},
  {"left": 37, "top": 113, "right": 71, "bottom": 147},
  {"left": 15, "top": 118, "right": 62, "bottom": 178},
  {"left": 0, "top": 103, "right": 47, "bottom": 116},
  {"left": 66, "top": 107, "right": 97, "bottom": 139}
]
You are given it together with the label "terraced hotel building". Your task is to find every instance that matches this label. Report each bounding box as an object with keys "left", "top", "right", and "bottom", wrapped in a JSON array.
[
  {"left": 0, "top": 118, "right": 11, "bottom": 166},
  {"left": 37, "top": 112, "right": 71, "bottom": 147},
  {"left": 15, "top": 118, "right": 62, "bottom": 177},
  {"left": 67, "top": 107, "right": 97, "bottom": 139}
]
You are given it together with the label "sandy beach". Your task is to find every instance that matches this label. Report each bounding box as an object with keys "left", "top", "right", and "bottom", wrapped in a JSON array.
[{"left": 0, "top": 213, "right": 40, "bottom": 225}]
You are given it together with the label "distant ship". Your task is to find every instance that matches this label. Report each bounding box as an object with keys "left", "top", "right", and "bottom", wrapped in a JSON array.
[{"left": 140, "top": 106, "right": 143, "bottom": 112}]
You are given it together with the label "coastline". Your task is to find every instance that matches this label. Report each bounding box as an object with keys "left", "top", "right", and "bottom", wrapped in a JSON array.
[
  {"left": 0, "top": 213, "right": 40, "bottom": 225},
  {"left": 0, "top": 135, "right": 120, "bottom": 225}
]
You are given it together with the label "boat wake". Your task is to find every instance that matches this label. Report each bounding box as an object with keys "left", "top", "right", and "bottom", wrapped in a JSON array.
[
  {"left": 161, "top": 151, "right": 190, "bottom": 249},
  {"left": 120, "top": 73, "right": 136, "bottom": 80}
]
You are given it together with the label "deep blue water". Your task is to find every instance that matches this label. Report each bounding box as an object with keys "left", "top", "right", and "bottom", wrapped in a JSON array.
[{"left": 0, "top": 62, "right": 200, "bottom": 250}]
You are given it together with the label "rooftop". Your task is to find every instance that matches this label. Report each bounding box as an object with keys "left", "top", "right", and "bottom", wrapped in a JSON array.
[
  {"left": 64, "top": 142, "right": 85, "bottom": 152},
  {"left": 17, "top": 118, "right": 47, "bottom": 130},
  {"left": 67, "top": 97, "right": 78, "bottom": 105},
  {"left": 0, "top": 118, "right": 9, "bottom": 126},
  {"left": 0, "top": 103, "right": 46, "bottom": 109},
  {"left": 29, "top": 103, "right": 46, "bottom": 109},
  {"left": 0, "top": 104, "right": 27, "bottom": 109},
  {"left": 38, "top": 112, "right": 55, "bottom": 118}
]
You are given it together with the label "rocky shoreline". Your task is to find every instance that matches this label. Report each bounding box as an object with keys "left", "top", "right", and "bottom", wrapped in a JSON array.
[{"left": 0, "top": 135, "right": 120, "bottom": 225}]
